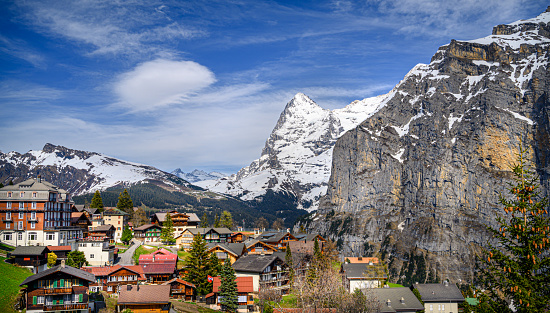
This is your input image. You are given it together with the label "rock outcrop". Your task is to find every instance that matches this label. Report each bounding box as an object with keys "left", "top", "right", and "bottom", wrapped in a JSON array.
[{"left": 305, "top": 8, "right": 550, "bottom": 281}]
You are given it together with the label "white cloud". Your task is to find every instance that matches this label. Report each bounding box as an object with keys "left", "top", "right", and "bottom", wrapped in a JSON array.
[{"left": 114, "top": 59, "right": 216, "bottom": 112}]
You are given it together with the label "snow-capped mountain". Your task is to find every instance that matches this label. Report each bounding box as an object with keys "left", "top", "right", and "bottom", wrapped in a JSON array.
[
  {"left": 171, "top": 168, "right": 227, "bottom": 183},
  {"left": 0, "top": 143, "right": 191, "bottom": 195},
  {"left": 197, "top": 92, "right": 393, "bottom": 211}
]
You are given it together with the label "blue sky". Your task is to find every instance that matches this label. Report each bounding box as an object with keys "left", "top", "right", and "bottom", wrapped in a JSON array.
[{"left": 0, "top": 0, "right": 547, "bottom": 174}]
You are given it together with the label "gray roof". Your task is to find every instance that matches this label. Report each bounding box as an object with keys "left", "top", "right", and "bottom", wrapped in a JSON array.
[
  {"left": 103, "top": 208, "right": 128, "bottom": 216},
  {"left": 10, "top": 246, "right": 50, "bottom": 256},
  {"left": 413, "top": 283, "right": 465, "bottom": 302},
  {"left": 342, "top": 263, "right": 388, "bottom": 279},
  {"left": 207, "top": 243, "right": 246, "bottom": 256},
  {"left": 232, "top": 254, "right": 282, "bottom": 273},
  {"left": 372, "top": 288, "right": 424, "bottom": 313},
  {"left": 134, "top": 224, "right": 162, "bottom": 231},
  {"left": 154, "top": 212, "right": 200, "bottom": 223},
  {"left": 20, "top": 264, "right": 96, "bottom": 286},
  {"left": 187, "top": 227, "right": 232, "bottom": 235},
  {"left": 92, "top": 224, "right": 115, "bottom": 231},
  {"left": 258, "top": 231, "right": 295, "bottom": 243},
  {"left": 0, "top": 177, "right": 70, "bottom": 201}
]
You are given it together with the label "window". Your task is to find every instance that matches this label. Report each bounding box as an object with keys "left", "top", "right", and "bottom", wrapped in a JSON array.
[
  {"left": 6, "top": 212, "right": 11, "bottom": 220},
  {"left": 429, "top": 304, "right": 433, "bottom": 311},
  {"left": 31, "top": 212, "right": 36, "bottom": 220},
  {"left": 7, "top": 192, "right": 12, "bottom": 198},
  {"left": 28, "top": 232, "right": 37, "bottom": 240},
  {"left": 47, "top": 233, "right": 55, "bottom": 241},
  {"left": 18, "top": 232, "right": 23, "bottom": 240},
  {"left": 20, "top": 192, "right": 24, "bottom": 198},
  {"left": 19, "top": 202, "right": 24, "bottom": 209},
  {"left": 442, "top": 304, "right": 445, "bottom": 312},
  {"left": 79, "top": 243, "right": 87, "bottom": 247},
  {"left": 31, "top": 222, "right": 35, "bottom": 229},
  {"left": 37, "top": 296, "right": 44, "bottom": 304},
  {"left": 3, "top": 233, "right": 12, "bottom": 241},
  {"left": 6, "top": 222, "right": 10, "bottom": 229},
  {"left": 19, "top": 212, "right": 24, "bottom": 219},
  {"left": 90, "top": 254, "right": 94, "bottom": 258},
  {"left": 32, "top": 202, "right": 36, "bottom": 209},
  {"left": 6, "top": 202, "right": 11, "bottom": 209},
  {"left": 18, "top": 221, "right": 23, "bottom": 230}
]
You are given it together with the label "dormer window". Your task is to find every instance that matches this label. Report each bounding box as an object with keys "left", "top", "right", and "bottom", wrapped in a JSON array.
[
  {"left": 20, "top": 192, "right": 24, "bottom": 198},
  {"left": 32, "top": 192, "right": 37, "bottom": 198},
  {"left": 7, "top": 192, "right": 12, "bottom": 198}
]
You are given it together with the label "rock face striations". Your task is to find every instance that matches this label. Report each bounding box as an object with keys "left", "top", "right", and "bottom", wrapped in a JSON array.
[
  {"left": 0, "top": 143, "right": 192, "bottom": 195},
  {"left": 305, "top": 8, "right": 550, "bottom": 281},
  {"left": 197, "top": 92, "right": 392, "bottom": 212}
]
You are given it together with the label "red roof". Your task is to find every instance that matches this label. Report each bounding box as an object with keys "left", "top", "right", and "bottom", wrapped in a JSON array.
[
  {"left": 141, "top": 263, "right": 176, "bottom": 274},
  {"left": 152, "top": 248, "right": 173, "bottom": 256},
  {"left": 212, "top": 276, "right": 254, "bottom": 293},
  {"left": 81, "top": 265, "right": 146, "bottom": 280},
  {"left": 139, "top": 251, "right": 177, "bottom": 264},
  {"left": 47, "top": 245, "right": 72, "bottom": 251}
]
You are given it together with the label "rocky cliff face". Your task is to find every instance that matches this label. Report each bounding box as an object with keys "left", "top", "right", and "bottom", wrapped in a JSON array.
[
  {"left": 305, "top": 8, "right": 550, "bottom": 281},
  {"left": 0, "top": 143, "right": 192, "bottom": 195},
  {"left": 197, "top": 92, "right": 391, "bottom": 211}
]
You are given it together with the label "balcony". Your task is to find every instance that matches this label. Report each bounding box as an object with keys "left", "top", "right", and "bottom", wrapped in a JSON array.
[
  {"left": 43, "top": 288, "right": 72, "bottom": 295},
  {"left": 43, "top": 303, "right": 87, "bottom": 311},
  {"left": 27, "top": 217, "right": 39, "bottom": 222},
  {"left": 2, "top": 217, "right": 12, "bottom": 222}
]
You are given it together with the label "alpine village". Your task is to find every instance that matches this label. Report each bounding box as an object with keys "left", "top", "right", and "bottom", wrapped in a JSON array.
[{"left": 2, "top": 5, "right": 550, "bottom": 313}]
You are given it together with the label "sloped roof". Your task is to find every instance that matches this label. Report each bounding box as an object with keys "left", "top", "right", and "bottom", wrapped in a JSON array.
[
  {"left": 140, "top": 263, "right": 176, "bottom": 274},
  {"left": 232, "top": 254, "right": 282, "bottom": 273},
  {"left": 288, "top": 240, "right": 323, "bottom": 255},
  {"left": 91, "top": 224, "right": 115, "bottom": 232},
  {"left": 413, "top": 283, "right": 465, "bottom": 302},
  {"left": 103, "top": 208, "right": 128, "bottom": 216},
  {"left": 259, "top": 232, "right": 295, "bottom": 243},
  {"left": 212, "top": 276, "right": 254, "bottom": 293},
  {"left": 187, "top": 227, "right": 232, "bottom": 235},
  {"left": 345, "top": 257, "right": 379, "bottom": 264},
  {"left": 154, "top": 212, "right": 200, "bottom": 223},
  {"left": 162, "top": 278, "right": 196, "bottom": 288},
  {"left": 207, "top": 243, "right": 246, "bottom": 257},
  {"left": 342, "top": 263, "right": 388, "bottom": 279},
  {"left": 372, "top": 288, "right": 424, "bottom": 313},
  {"left": 82, "top": 265, "right": 146, "bottom": 280},
  {"left": 134, "top": 223, "right": 162, "bottom": 231},
  {"left": 10, "top": 245, "right": 50, "bottom": 256},
  {"left": 118, "top": 284, "right": 170, "bottom": 304},
  {"left": 46, "top": 245, "right": 71, "bottom": 251},
  {"left": 20, "top": 264, "right": 95, "bottom": 286},
  {"left": 244, "top": 239, "right": 278, "bottom": 251}
]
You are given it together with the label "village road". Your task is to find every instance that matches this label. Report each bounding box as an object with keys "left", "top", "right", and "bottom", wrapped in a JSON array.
[{"left": 116, "top": 239, "right": 141, "bottom": 265}]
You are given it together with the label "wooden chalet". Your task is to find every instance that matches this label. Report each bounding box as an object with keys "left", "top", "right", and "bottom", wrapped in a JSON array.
[
  {"left": 293, "top": 233, "right": 327, "bottom": 244},
  {"left": 139, "top": 248, "right": 177, "bottom": 283},
  {"left": 86, "top": 224, "right": 115, "bottom": 243},
  {"left": 178, "top": 227, "right": 232, "bottom": 250},
  {"left": 206, "top": 242, "right": 246, "bottom": 264},
  {"left": 82, "top": 265, "right": 146, "bottom": 293},
  {"left": 133, "top": 224, "right": 162, "bottom": 243},
  {"left": 19, "top": 262, "right": 95, "bottom": 313},
  {"left": 71, "top": 212, "right": 92, "bottom": 237},
  {"left": 117, "top": 284, "right": 171, "bottom": 313},
  {"left": 47, "top": 245, "right": 72, "bottom": 262},
  {"left": 244, "top": 239, "right": 278, "bottom": 255},
  {"left": 151, "top": 211, "right": 200, "bottom": 230},
  {"left": 162, "top": 278, "right": 196, "bottom": 301},
  {"left": 257, "top": 231, "right": 297, "bottom": 250},
  {"left": 9, "top": 245, "right": 50, "bottom": 274},
  {"left": 207, "top": 276, "right": 254, "bottom": 312},
  {"left": 229, "top": 232, "right": 249, "bottom": 243},
  {"left": 232, "top": 254, "right": 289, "bottom": 293}
]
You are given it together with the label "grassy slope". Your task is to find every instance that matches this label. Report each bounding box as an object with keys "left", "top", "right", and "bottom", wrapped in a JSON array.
[
  {"left": 0, "top": 256, "right": 33, "bottom": 313},
  {"left": 132, "top": 245, "right": 157, "bottom": 265}
]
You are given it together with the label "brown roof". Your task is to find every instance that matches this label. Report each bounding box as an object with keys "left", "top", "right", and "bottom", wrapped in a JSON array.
[
  {"left": 118, "top": 284, "right": 170, "bottom": 304},
  {"left": 81, "top": 265, "right": 146, "bottom": 280},
  {"left": 162, "top": 278, "right": 196, "bottom": 288},
  {"left": 47, "top": 245, "right": 72, "bottom": 251},
  {"left": 212, "top": 276, "right": 254, "bottom": 293},
  {"left": 345, "top": 257, "right": 379, "bottom": 264}
]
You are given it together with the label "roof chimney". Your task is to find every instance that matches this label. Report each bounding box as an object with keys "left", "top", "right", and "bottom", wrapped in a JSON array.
[
  {"left": 37, "top": 174, "right": 42, "bottom": 183},
  {"left": 444, "top": 281, "right": 449, "bottom": 286},
  {"left": 400, "top": 297, "right": 405, "bottom": 304},
  {"left": 61, "top": 259, "right": 65, "bottom": 268},
  {"left": 386, "top": 299, "right": 391, "bottom": 307}
]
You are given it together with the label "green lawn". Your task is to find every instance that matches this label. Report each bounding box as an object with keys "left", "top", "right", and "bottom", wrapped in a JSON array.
[
  {"left": 132, "top": 245, "right": 157, "bottom": 265},
  {"left": 0, "top": 256, "right": 33, "bottom": 313},
  {"left": 388, "top": 283, "right": 405, "bottom": 288}
]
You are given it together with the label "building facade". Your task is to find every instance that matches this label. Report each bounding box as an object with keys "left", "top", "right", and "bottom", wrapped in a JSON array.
[{"left": 102, "top": 208, "right": 129, "bottom": 243}]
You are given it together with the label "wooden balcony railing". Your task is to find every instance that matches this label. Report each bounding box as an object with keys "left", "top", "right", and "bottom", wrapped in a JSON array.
[
  {"left": 43, "top": 287, "right": 72, "bottom": 294},
  {"left": 43, "top": 303, "right": 87, "bottom": 311}
]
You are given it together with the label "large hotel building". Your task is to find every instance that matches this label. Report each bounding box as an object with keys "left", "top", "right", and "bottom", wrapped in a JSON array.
[{"left": 0, "top": 176, "right": 82, "bottom": 248}]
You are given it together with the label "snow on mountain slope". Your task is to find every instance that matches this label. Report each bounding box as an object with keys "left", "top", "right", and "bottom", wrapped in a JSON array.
[
  {"left": 0, "top": 143, "right": 190, "bottom": 195},
  {"left": 171, "top": 168, "right": 227, "bottom": 183},
  {"left": 197, "top": 92, "right": 394, "bottom": 211}
]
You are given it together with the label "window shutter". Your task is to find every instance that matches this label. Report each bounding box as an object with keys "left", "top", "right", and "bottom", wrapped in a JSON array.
[
  {"left": 60, "top": 279, "right": 64, "bottom": 287},
  {"left": 53, "top": 280, "right": 57, "bottom": 288},
  {"left": 79, "top": 293, "right": 83, "bottom": 302},
  {"left": 33, "top": 296, "right": 37, "bottom": 305}
]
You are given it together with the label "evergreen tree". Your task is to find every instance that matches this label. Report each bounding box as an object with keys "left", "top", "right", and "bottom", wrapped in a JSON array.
[
  {"left": 0, "top": 182, "right": 4, "bottom": 188},
  {"left": 479, "top": 145, "right": 550, "bottom": 312},
  {"left": 161, "top": 213, "right": 175, "bottom": 244},
  {"left": 120, "top": 225, "right": 133, "bottom": 244},
  {"left": 200, "top": 212, "right": 209, "bottom": 228},
  {"left": 214, "top": 213, "right": 221, "bottom": 228},
  {"left": 116, "top": 189, "right": 134, "bottom": 216},
  {"left": 285, "top": 244, "right": 294, "bottom": 287},
  {"left": 8, "top": 180, "right": 13, "bottom": 185},
  {"left": 184, "top": 233, "right": 217, "bottom": 295},
  {"left": 220, "top": 210, "right": 233, "bottom": 229},
  {"left": 67, "top": 251, "right": 88, "bottom": 267},
  {"left": 90, "top": 190, "right": 104, "bottom": 212},
  {"left": 219, "top": 258, "right": 239, "bottom": 312}
]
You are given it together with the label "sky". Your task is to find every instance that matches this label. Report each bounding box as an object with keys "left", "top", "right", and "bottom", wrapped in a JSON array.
[{"left": 0, "top": 0, "right": 547, "bottom": 174}]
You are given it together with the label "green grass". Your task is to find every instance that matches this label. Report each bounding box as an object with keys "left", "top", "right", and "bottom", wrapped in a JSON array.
[
  {"left": 388, "top": 283, "right": 405, "bottom": 288},
  {"left": 177, "top": 250, "right": 190, "bottom": 260},
  {"left": 0, "top": 256, "right": 33, "bottom": 313},
  {"left": 0, "top": 243, "right": 15, "bottom": 253},
  {"left": 132, "top": 245, "right": 157, "bottom": 265},
  {"left": 278, "top": 294, "right": 297, "bottom": 308}
]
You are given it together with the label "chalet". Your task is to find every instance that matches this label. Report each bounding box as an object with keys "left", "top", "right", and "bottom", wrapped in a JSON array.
[
  {"left": 86, "top": 224, "right": 115, "bottom": 243},
  {"left": 9, "top": 245, "right": 50, "bottom": 273},
  {"left": 162, "top": 278, "right": 196, "bottom": 301},
  {"left": 341, "top": 262, "right": 388, "bottom": 291},
  {"left": 207, "top": 276, "right": 254, "bottom": 312},
  {"left": 257, "top": 232, "right": 297, "bottom": 251},
  {"left": 117, "top": 284, "right": 171, "bottom": 313},
  {"left": 232, "top": 254, "right": 289, "bottom": 293},
  {"left": 293, "top": 233, "right": 327, "bottom": 244},
  {"left": 412, "top": 282, "right": 465, "bottom": 313},
  {"left": 102, "top": 208, "right": 129, "bottom": 243},
  {"left": 229, "top": 232, "right": 249, "bottom": 243},
  {"left": 244, "top": 239, "right": 278, "bottom": 255},
  {"left": 139, "top": 248, "right": 177, "bottom": 265},
  {"left": 206, "top": 243, "right": 246, "bottom": 264},
  {"left": 77, "top": 238, "right": 116, "bottom": 266},
  {"left": 70, "top": 212, "right": 91, "bottom": 237},
  {"left": 19, "top": 261, "right": 95, "bottom": 313},
  {"left": 179, "top": 227, "right": 233, "bottom": 250},
  {"left": 345, "top": 256, "right": 379, "bottom": 264},
  {"left": 82, "top": 264, "right": 146, "bottom": 293},
  {"left": 151, "top": 211, "right": 200, "bottom": 231},
  {"left": 372, "top": 288, "right": 424, "bottom": 313},
  {"left": 47, "top": 245, "right": 72, "bottom": 262},
  {"left": 139, "top": 249, "right": 177, "bottom": 283},
  {"left": 133, "top": 224, "right": 162, "bottom": 243}
]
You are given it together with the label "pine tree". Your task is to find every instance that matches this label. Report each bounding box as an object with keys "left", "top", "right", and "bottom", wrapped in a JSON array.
[
  {"left": 285, "top": 244, "right": 294, "bottom": 287},
  {"left": 90, "top": 190, "right": 104, "bottom": 212},
  {"left": 220, "top": 210, "right": 233, "bottom": 229},
  {"left": 479, "top": 145, "right": 550, "bottom": 312},
  {"left": 121, "top": 225, "right": 133, "bottom": 244},
  {"left": 219, "top": 258, "right": 238, "bottom": 312},
  {"left": 161, "top": 213, "right": 175, "bottom": 244},
  {"left": 0, "top": 183, "right": 4, "bottom": 188},
  {"left": 184, "top": 233, "right": 217, "bottom": 295},
  {"left": 116, "top": 189, "right": 134, "bottom": 216},
  {"left": 214, "top": 213, "right": 221, "bottom": 228},
  {"left": 200, "top": 212, "right": 209, "bottom": 228}
]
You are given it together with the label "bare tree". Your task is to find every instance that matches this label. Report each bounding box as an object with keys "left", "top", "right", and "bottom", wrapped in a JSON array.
[
  {"left": 272, "top": 218, "right": 285, "bottom": 230},
  {"left": 255, "top": 217, "right": 269, "bottom": 230}
]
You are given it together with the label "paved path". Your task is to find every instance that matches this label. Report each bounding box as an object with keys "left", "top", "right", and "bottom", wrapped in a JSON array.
[{"left": 115, "top": 239, "right": 141, "bottom": 265}]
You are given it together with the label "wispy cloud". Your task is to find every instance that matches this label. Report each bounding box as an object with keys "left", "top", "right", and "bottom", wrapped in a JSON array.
[
  {"left": 113, "top": 59, "right": 216, "bottom": 112},
  {"left": 0, "top": 35, "right": 46, "bottom": 68}
]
